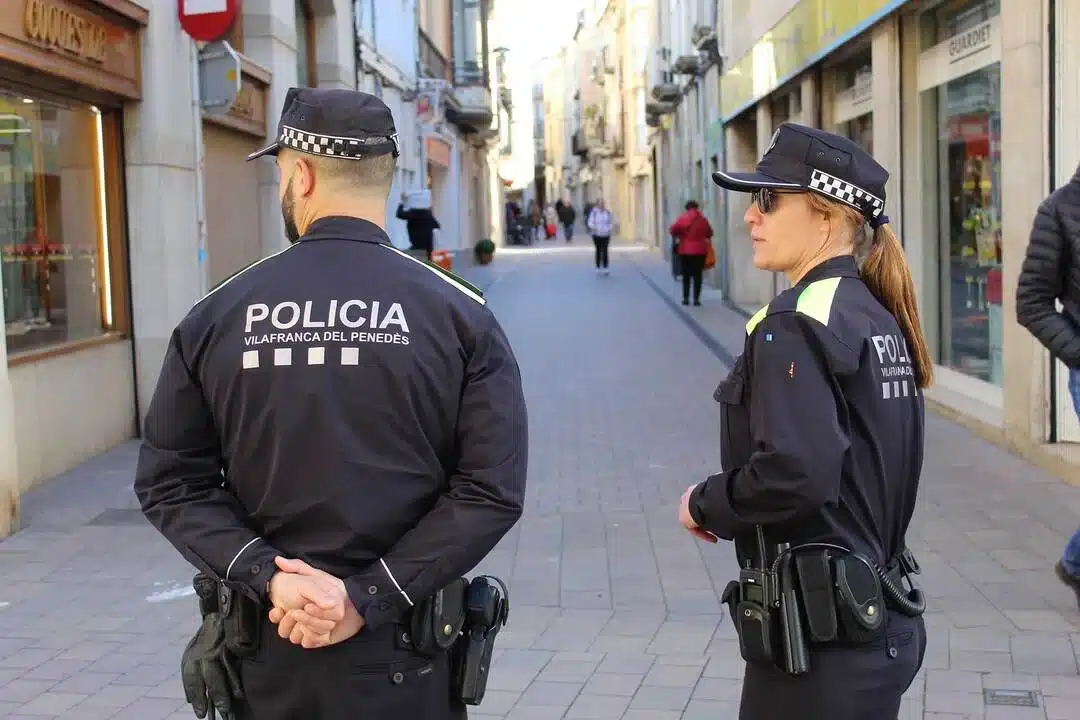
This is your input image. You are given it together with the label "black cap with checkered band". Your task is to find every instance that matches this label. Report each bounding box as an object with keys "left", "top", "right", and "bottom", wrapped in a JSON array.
[
  {"left": 712, "top": 122, "right": 890, "bottom": 228},
  {"left": 246, "top": 87, "right": 400, "bottom": 162}
]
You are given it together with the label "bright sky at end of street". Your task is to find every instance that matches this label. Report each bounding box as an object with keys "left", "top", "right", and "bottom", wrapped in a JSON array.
[
  {"left": 496, "top": 0, "right": 583, "bottom": 188},
  {"left": 498, "top": 0, "right": 583, "bottom": 72}
]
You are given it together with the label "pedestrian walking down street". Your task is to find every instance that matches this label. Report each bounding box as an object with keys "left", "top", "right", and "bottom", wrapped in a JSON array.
[
  {"left": 556, "top": 199, "right": 576, "bottom": 242},
  {"left": 543, "top": 203, "right": 558, "bottom": 240},
  {"left": 529, "top": 199, "right": 543, "bottom": 243},
  {"left": 669, "top": 200, "right": 714, "bottom": 306},
  {"left": 133, "top": 87, "right": 528, "bottom": 720},
  {"left": 678, "top": 123, "right": 930, "bottom": 720},
  {"left": 587, "top": 199, "right": 614, "bottom": 275},
  {"left": 1016, "top": 160, "right": 1080, "bottom": 609},
  {"left": 395, "top": 190, "right": 440, "bottom": 262}
]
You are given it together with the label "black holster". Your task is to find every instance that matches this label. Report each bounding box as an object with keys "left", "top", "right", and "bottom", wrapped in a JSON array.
[
  {"left": 450, "top": 576, "right": 510, "bottom": 706},
  {"left": 193, "top": 572, "right": 262, "bottom": 658}
]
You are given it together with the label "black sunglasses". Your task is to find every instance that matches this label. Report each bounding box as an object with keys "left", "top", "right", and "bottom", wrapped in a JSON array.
[{"left": 752, "top": 188, "right": 801, "bottom": 213}]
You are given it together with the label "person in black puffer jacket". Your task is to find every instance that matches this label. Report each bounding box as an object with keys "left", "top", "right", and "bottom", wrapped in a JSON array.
[{"left": 1016, "top": 162, "right": 1080, "bottom": 609}]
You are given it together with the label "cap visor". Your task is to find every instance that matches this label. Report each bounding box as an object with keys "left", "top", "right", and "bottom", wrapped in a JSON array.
[
  {"left": 711, "top": 170, "right": 803, "bottom": 192},
  {"left": 245, "top": 141, "right": 280, "bottom": 162}
]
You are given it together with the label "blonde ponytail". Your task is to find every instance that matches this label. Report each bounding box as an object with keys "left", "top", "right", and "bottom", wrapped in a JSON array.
[
  {"left": 861, "top": 224, "right": 934, "bottom": 389},
  {"left": 804, "top": 192, "right": 934, "bottom": 389}
]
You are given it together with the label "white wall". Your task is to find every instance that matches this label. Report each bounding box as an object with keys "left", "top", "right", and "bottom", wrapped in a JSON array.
[{"left": 127, "top": 0, "right": 204, "bottom": 418}]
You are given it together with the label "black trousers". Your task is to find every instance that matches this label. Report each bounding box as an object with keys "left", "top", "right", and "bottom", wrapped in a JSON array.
[
  {"left": 680, "top": 253, "right": 706, "bottom": 302},
  {"left": 592, "top": 235, "right": 610, "bottom": 267},
  {"left": 237, "top": 620, "right": 466, "bottom": 720},
  {"left": 739, "top": 614, "right": 926, "bottom": 720}
]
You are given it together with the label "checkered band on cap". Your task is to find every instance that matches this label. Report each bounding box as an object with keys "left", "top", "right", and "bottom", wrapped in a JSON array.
[
  {"left": 808, "top": 169, "right": 884, "bottom": 219},
  {"left": 280, "top": 125, "right": 399, "bottom": 158}
]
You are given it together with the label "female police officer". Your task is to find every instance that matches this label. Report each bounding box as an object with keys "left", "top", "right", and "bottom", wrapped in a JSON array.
[{"left": 678, "top": 123, "right": 930, "bottom": 720}]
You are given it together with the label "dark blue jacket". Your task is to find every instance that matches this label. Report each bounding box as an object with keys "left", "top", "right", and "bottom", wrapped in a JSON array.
[{"left": 134, "top": 216, "right": 528, "bottom": 630}]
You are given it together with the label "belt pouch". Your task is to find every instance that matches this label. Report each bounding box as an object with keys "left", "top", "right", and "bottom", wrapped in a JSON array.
[
  {"left": 735, "top": 600, "right": 774, "bottom": 664},
  {"left": 721, "top": 580, "right": 741, "bottom": 624},
  {"left": 794, "top": 551, "right": 838, "bottom": 643},
  {"left": 831, "top": 555, "right": 886, "bottom": 644},
  {"left": 733, "top": 569, "right": 774, "bottom": 664},
  {"left": 222, "top": 584, "right": 261, "bottom": 657},
  {"left": 411, "top": 577, "right": 469, "bottom": 655}
]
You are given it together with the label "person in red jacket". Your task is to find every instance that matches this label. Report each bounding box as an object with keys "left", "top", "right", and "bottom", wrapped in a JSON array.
[{"left": 670, "top": 201, "right": 714, "bottom": 306}]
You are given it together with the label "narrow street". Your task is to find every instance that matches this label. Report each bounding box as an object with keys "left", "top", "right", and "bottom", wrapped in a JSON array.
[{"left": 1, "top": 245, "right": 1079, "bottom": 720}]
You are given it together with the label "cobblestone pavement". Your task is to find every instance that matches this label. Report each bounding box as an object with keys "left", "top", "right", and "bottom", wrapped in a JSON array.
[{"left": 1, "top": 245, "right": 1079, "bottom": 719}]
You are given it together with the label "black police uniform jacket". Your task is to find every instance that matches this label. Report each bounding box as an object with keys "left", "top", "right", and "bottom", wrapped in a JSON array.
[
  {"left": 134, "top": 216, "right": 528, "bottom": 630},
  {"left": 689, "top": 256, "right": 924, "bottom": 568}
]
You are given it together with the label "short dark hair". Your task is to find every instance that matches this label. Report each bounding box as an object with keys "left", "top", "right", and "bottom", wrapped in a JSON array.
[
  {"left": 285, "top": 149, "right": 396, "bottom": 194},
  {"left": 685, "top": 200, "right": 699, "bottom": 210}
]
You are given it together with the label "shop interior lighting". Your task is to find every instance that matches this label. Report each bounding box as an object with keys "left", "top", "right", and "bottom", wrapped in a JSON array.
[{"left": 92, "top": 105, "right": 113, "bottom": 328}]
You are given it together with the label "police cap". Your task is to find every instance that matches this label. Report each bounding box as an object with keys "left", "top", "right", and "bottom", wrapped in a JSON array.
[
  {"left": 247, "top": 87, "right": 400, "bottom": 162},
  {"left": 712, "top": 122, "right": 888, "bottom": 226}
]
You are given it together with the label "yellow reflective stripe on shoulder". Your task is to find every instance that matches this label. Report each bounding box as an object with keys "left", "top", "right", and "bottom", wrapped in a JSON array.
[
  {"left": 745, "top": 304, "right": 769, "bottom": 335},
  {"left": 795, "top": 276, "right": 842, "bottom": 327}
]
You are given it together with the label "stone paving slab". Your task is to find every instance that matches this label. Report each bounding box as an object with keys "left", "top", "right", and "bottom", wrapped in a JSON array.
[{"left": 0, "top": 245, "right": 1078, "bottom": 719}]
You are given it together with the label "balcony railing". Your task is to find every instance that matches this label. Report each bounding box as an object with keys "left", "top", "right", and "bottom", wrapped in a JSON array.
[
  {"left": 419, "top": 29, "right": 450, "bottom": 81},
  {"left": 453, "top": 61, "right": 487, "bottom": 87}
]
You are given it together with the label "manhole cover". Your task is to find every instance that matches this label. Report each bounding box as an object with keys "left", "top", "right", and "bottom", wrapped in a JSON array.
[
  {"left": 984, "top": 689, "right": 1040, "bottom": 707},
  {"left": 85, "top": 508, "right": 149, "bottom": 527}
]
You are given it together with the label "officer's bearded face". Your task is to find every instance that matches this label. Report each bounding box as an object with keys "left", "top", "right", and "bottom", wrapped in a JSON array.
[{"left": 281, "top": 176, "right": 301, "bottom": 244}]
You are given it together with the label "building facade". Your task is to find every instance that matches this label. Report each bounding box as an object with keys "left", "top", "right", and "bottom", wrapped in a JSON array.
[
  {"left": 540, "top": 25, "right": 585, "bottom": 215},
  {"left": 645, "top": 0, "right": 721, "bottom": 257},
  {"left": 641, "top": 0, "right": 1080, "bottom": 474},
  {"left": 541, "top": 0, "right": 655, "bottom": 240},
  {"left": 0, "top": 0, "right": 512, "bottom": 538},
  {"left": 411, "top": 0, "right": 504, "bottom": 255}
]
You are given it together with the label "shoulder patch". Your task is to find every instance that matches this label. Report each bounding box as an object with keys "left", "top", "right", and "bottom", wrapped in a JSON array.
[
  {"left": 383, "top": 246, "right": 486, "bottom": 305},
  {"left": 794, "top": 276, "right": 842, "bottom": 327},
  {"left": 745, "top": 304, "right": 770, "bottom": 335}
]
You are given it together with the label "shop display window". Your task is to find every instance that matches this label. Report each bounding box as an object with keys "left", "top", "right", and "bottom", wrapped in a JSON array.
[
  {"left": 919, "top": 0, "right": 1003, "bottom": 385},
  {"left": 0, "top": 90, "right": 121, "bottom": 356}
]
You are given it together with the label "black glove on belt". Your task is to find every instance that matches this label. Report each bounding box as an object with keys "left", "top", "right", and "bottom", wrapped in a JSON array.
[{"left": 181, "top": 574, "right": 244, "bottom": 719}]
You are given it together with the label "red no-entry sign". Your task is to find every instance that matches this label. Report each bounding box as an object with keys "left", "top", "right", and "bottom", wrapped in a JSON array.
[{"left": 178, "top": 0, "right": 242, "bottom": 43}]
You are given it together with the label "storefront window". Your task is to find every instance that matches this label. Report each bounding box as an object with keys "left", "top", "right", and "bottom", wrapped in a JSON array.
[
  {"left": 0, "top": 91, "right": 118, "bottom": 355},
  {"left": 919, "top": 0, "right": 1003, "bottom": 385}
]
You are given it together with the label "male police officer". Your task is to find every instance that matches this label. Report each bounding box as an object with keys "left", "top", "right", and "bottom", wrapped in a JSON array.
[{"left": 134, "top": 87, "right": 528, "bottom": 720}]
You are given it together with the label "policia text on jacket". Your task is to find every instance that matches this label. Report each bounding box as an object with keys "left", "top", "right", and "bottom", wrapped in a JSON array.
[
  {"left": 241, "top": 298, "right": 413, "bottom": 353},
  {"left": 134, "top": 88, "right": 528, "bottom": 720}
]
